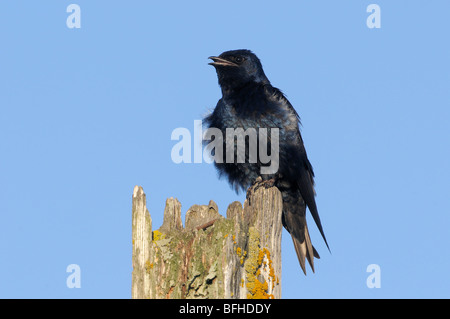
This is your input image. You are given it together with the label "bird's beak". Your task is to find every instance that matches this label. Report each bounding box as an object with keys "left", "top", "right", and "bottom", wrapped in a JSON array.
[{"left": 208, "top": 56, "right": 238, "bottom": 67}]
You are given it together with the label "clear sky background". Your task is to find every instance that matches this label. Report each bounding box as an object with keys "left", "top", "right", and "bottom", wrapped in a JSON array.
[{"left": 1, "top": 1, "right": 449, "bottom": 298}]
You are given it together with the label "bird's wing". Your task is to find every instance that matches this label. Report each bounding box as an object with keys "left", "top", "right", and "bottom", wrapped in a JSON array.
[
  {"left": 269, "top": 86, "right": 330, "bottom": 251},
  {"left": 296, "top": 154, "right": 330, "bottom": 251}
]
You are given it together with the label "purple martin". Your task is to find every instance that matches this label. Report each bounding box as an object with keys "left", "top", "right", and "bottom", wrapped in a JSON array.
[{"left": 205, "top": 49, "right": 329, "bottom": 274}]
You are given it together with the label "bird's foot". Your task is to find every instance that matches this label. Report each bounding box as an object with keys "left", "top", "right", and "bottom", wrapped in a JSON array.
[
  {"left": 254, "top": 177, "right": 276, "bottom": 191},
  {"left": 246, "top": 177, "right": 262, "bottom": 201},
  {"left": 246, "top": 176, "right": 277, "bottom": 202}
]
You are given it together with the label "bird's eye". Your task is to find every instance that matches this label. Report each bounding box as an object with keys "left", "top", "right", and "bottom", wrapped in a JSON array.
[{"left": 234, "top": 56, "right": 245, "bottom": 64}]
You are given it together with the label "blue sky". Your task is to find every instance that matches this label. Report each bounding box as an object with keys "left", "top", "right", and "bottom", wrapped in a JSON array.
[{"left": 0, "top": 1, "right": 449, "bottom": 298}]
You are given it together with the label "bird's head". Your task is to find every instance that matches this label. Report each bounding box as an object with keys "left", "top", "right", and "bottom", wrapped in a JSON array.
[{"left": 208, "top": 49, "right": 269, "bottom": 91}]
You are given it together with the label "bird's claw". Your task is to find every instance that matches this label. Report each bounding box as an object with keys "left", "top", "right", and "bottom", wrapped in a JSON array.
[{"left": 246, "top": 177, "right": 277, "bottom": 202}]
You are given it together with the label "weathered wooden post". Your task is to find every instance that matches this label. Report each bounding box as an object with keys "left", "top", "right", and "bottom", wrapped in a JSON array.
[{"left": 131, "top": 184, "right": 283, "bottom": 299}]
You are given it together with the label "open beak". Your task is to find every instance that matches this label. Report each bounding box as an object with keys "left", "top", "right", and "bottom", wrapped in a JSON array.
[{"left": 208, "top": 56, "right": 238, "bottom": 67}]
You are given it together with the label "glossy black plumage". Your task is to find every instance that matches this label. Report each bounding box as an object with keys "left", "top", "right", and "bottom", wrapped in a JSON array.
[{"left": 205, "top": 49, "right": 329, "bottom": 274}]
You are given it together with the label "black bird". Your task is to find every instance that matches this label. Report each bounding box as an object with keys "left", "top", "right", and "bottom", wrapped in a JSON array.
[{"left": 204, "top": 49, "right": 329, "bottom": 274}]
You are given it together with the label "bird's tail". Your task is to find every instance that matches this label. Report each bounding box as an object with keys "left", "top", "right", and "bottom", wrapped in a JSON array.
[
  {"left": 281, "top": 189, "right": 320, "bottom": 275},
  {"left": 291, "top": 221, "right": 320, "bottom": 275}
]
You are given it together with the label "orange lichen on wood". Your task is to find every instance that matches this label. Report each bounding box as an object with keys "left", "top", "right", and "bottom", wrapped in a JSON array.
[
  {"left": 245, "top": 227, "right": 275, "bottom": 299},
  {"left": 145, "top": 260, "right": 154, "bottom": 274}
]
